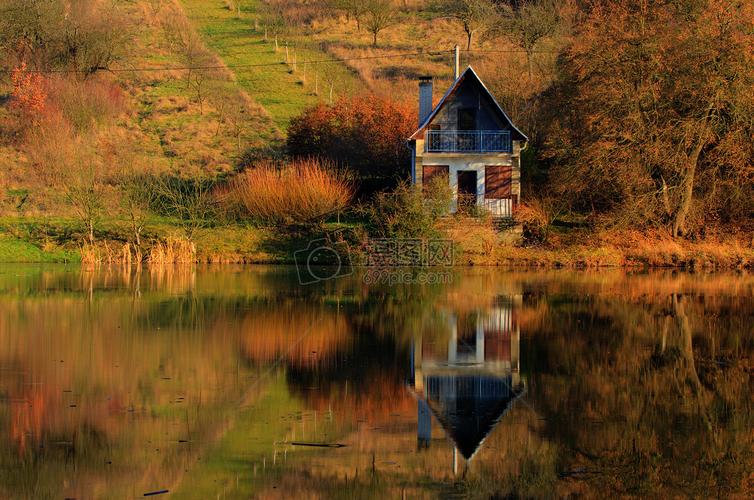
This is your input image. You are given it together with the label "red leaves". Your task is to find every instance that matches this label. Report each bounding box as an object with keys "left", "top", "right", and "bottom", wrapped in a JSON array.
[
  {"left": 10, "top": 62, "right": 47, "bottom": 119},
  {"left": 287, "top": 93, "right": 417, "bottom": 180}
]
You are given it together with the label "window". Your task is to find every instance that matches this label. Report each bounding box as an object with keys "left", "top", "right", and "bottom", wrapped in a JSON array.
[
  {"left": 422, "top": 165, "right": 449, "bottom": 191},
  {"left": 485, "top": 166, "right": 512, "bottom": 199}
]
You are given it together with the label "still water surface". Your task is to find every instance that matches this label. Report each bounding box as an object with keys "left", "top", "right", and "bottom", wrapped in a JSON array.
[{"left": 0, "top": 266, "right": 751, "bottom": 498}]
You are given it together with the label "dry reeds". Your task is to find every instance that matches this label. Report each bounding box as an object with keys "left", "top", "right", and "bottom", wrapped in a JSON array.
[
  {"left": 80, "top": 242, "right": 139, "bottom": 267},
  {"left": 147, "top": 236, "right": 196, "bottom": 265},
  {"left": 230, "top": 158, "right": 352, "bottom": 225}
]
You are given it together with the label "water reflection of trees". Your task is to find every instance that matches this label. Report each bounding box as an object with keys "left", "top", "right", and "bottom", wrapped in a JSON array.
[
  {"left": 0, "top": 267, "right": 751, "bottom": 498},
  {"left": 520, "top": 287, "right": 753, "bottom": 497},
  {"left": 260, "top": 271, "right": 754, "bottom": 498}
]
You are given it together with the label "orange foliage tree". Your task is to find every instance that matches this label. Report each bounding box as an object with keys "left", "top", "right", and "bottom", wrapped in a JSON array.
[
  {"left": 286, "top": 94, "right": 417, "bottom": 186},
  {"left": 545, "top": 0, "right": 754, "bottom": 236},
  {"left": 10, "top": 62, "right": 47, "bottom": 119}
]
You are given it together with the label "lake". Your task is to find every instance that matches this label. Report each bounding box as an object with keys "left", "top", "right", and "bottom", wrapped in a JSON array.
[{"left": 0, "top": 266, "right": 751, "bottom": 498}]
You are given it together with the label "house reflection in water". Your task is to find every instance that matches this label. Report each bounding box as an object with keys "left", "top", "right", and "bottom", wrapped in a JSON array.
[{"left": 410, "top": 296, "right": 525, "bottom": 473}]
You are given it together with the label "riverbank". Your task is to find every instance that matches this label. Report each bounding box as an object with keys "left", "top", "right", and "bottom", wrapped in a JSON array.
[{"left": 1, "top": 217, "right": 752, "bottom": 269}]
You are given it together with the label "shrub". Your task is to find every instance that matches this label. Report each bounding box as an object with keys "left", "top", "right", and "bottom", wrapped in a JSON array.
[
  {"left": 365, "top": 177, "right": 452, "bottom": 239},
  {"left": 147, "top": 236, "right": 196, "bottom": 265},
  {"left": 286, "top": 94, "right": 416, "bottom": 185},
  {"left": 10, "top": 62, "right": 47, "bottom": 120},
  {"left": 149, "top": 175, "right": 220, "bottom": 240},
  {"left": 517, "top": 199, "right": 553, "bottom": 244},
  {"left": 229, "top": 158, "right": 352, "bottom": 226},
  {"left": 45, "top": 76, "right": 126, "bottom": 131},
  {"left": 26, "top": 118, "right": 111, "bottom": 244}
]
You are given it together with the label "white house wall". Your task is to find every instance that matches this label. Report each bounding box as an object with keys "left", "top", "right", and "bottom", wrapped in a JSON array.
[{"left": 415, "top": 139, "right": 523, "bottom": 216}]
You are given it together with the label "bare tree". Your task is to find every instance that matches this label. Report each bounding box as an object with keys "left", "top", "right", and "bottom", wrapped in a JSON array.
[
  {"left": 161, "top": 7, "right": 214, "bottom": 113},
  {"left": 335, "top": 0, "right": 368, "bottom": 30},
  {"left": 434, "top": 0, "right": 498, "bottom": 50},
  {"left": 258, "top": 2, "right": 288, "bottom": 47},
  {"left": 27, "top": 126, "right": 109, "bottom": 245},
  {"left": 498, "top": 0, "right": 560, "bottom": 78},
  {"left": 151, "top": 174, "right": 219, "bottom": 241},
  {"left": 364, "top": 0, "right": 396, "bottom": 47},
  {"left": 116, "top": 156, "right": 155, "bottom": 254},
  {"left": 0, "top": 0, "right": 128, "bottom": 75}
]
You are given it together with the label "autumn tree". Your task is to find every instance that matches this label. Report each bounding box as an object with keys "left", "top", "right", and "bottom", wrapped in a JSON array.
[
  {"left": 434, "top": 0, "right": 498, "bottom": 50},
  {"left": 287, "top": 94, "right": 416, "bottom": 185},
  {"left": 9, "top": 62, "right": 47, "bottom": 121},
  {"left": 546, "top": 0, "right": 754, "bottom": 237}
]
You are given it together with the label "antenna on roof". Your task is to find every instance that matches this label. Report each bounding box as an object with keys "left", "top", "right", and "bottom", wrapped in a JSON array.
[{"left": 453, "top": 45, "right": 460, "bottom": 80}]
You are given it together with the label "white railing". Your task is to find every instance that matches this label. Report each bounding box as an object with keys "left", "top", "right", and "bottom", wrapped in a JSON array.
[
  {"left": 425, "top": 130, "right": 512, "bottom": 153},
  {"left": 483, "top": 198, "right": 513, "bottom": 218}
]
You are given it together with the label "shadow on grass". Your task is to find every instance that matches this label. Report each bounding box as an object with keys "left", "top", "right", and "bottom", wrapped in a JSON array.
[{"left": 257, "top": 223, "right": 365, "bottom": 265}]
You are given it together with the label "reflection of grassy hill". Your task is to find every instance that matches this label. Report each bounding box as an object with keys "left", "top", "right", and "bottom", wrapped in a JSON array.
[
  {"left": 0, "top": 273, "right": 270, "bottom": 498},
  {"left": 172, "top": 375, "right": 302, "bottom": 499}
]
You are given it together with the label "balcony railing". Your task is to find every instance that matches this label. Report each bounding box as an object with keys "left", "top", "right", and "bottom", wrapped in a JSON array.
[{"left": 425, "top": 130, "right": 512, "bottom": 153}]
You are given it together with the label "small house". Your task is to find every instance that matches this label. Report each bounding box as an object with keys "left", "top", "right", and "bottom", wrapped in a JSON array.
[{"left": 408, "top": 67, "right": 528, "bottom": 218}]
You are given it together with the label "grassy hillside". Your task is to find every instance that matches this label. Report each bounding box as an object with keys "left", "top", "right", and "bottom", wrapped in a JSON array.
[
  {"left": 0, "top": 0, "right": 284, "bottom": 256},
  {"left": 0, "top": 0, "right": 282, "bottom": 211},
  {"left": 176, "top": 0, "right": 560, "bottom": 130},
  {"left": 180, "top": 0, "right": 361, "bottom": 129}
]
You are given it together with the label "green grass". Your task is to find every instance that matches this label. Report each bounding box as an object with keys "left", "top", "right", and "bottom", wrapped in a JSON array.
[
  {"left": 117, "top": 1, "right": 281, "bottom": 175},
  {"left": 179, "top": 0, "right": 361, "bottom": 130},
  {"left": 0, "top": 216, "right": 298, "bottom": 264},
  {"left": 0, "top": 234, "right": 79, "bottom": 263}
]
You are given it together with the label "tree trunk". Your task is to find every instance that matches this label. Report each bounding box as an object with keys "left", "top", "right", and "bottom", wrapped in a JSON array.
[
  {"left": 672, "top": 136, "right": 706, "bottom": 238},
  {"left": 526, "top": 49, "right": 533, "bottom": 79},
  {"left": 88, "top": 219, "right": 95, "bottom": 245},
  {"left": 466, "top": 30, "right": 473, "bottom": 51},
  {"left": 372, "top": 31, "right": 378, "bottom": 46},
  {"left": 673, "top": 294, "right": 702, "bottom": 394}
]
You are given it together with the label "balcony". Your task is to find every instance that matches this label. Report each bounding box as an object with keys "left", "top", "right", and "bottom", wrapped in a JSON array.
[{"left": 425, "top": 130, "right": 512, "bottom": 153}]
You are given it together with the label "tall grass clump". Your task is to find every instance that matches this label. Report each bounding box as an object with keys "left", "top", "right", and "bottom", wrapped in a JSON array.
[
  {"left": 147, "top": 236, "right": 196, "bottom": 265},
  {"left": 230, "top": 159, "right": 352, "bottom": 226}
]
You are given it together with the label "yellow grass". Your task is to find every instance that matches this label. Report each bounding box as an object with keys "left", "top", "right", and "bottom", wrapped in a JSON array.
[{"left": 229, "top": 158, "right": 352, "bottom": 225}]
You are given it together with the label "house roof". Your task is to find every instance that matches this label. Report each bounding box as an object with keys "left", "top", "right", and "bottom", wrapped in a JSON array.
[{"left": 408, "top": 66, "right": 528, "bottom": 143}]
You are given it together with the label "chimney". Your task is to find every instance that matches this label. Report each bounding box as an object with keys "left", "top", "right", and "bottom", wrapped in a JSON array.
[{"left": 418, "top": 76, "right": 433, "bottom": 126}]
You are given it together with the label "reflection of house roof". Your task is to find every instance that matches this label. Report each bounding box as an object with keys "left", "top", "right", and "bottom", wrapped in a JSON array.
[{"left": 424, "top": 375, "right": 524, "bottom": 460}]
